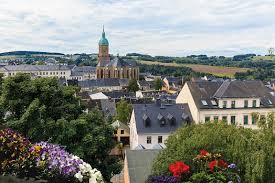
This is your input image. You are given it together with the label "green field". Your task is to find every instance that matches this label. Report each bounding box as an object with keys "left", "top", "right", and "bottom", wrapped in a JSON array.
[
  {"left": 252, "top": 56, "right": 275, "bottom": 62},
  {"left": 138, "top": 60, "right": 249, "bottom": 78}
]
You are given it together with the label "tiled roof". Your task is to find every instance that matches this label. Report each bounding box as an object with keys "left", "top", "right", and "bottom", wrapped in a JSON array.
[
  {"left": 187, "top": 80, "right": 275, "bottom": 109},
  {"left": 78, "top": 78, "right": 129, "bottom": 88},
  {"left": 125, "top": 149, "right": 160, "bottom": 183},
  {"left": 2, "top": 65, "right": 71, "bottom": 71},
  {"left": 133, "top": 103, "right": 192, "bottom": 134}
]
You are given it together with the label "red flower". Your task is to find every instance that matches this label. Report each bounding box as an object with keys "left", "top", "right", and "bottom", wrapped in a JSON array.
[
  {"left": 169, "top": 161, "right": 190, "bottom": 179},
  {"left": 208, "top": 160, "right": 218, "bottom": 172},
  {"left": 218, "top": 159, "right": 228, "bottom": 169},
  {"left": 200, "top": 149, "right": 209, "bottom": 156}
]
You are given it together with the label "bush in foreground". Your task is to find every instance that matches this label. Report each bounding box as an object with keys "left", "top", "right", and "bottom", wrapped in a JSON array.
[{"left": 151, "top": 122, "right": 274, "bottom": 183}]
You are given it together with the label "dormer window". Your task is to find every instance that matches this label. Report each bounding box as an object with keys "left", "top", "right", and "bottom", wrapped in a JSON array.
[
  {"left": 167, "top": 113, "right": 176, "bottom": 126},
  {"left": 143, "top": 114, "right": 151, "bottom": 127},
  {"left": 157, "top": 113, "right": 166, "bottom": 126}
]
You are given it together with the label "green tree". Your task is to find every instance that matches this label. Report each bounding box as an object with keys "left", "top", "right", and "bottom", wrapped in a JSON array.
[
  {"left": 128, "top": 79, "right": 139, "bottom": 92},
  {"left": 152, "top": 121, "right": 275, "bottom": 183},
  {"left": 115, "top": 99, "right": 132, "bottom": 124},
  {"left": 154, "top": 78, "right": 163, "bottom": 90},
  {"left": 1, "top": 74, "right": 121, "bottom": 181}
]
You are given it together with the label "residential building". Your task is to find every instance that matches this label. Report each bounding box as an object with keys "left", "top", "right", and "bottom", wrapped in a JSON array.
[
  {"left": 0, "top": 65, "right": 96, "bottom": 81},
  {"left": 0, "top": 65, "right": 72, "bottom": 78},
  {"left": 96, "top": 28, "right": 139, "bottom": 80},
  {"left": 112, "top": 120, "right": 130, "bottom": 145},
  {"left": 129, "top": 101, "right": 192, "bottom": 150},
  {"left": 176, "top": 80, "right": 275, "bottom": 129},
  {"left": 137, "top": 80, "right": 155, "bottom": 91},
  {"left": 70, "top": 66, "right": 96, "bottom": 81}
]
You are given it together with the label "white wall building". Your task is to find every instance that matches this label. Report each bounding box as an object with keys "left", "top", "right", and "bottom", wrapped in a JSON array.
[
  {"left": 0, "top": 65, "right": 96, "bottom": 81},
  {"left": 176, "top": 80, "right": 275, "bottom": 129},
  {"left": 129, "top": 102, "right": 192, "bottom": 150}
]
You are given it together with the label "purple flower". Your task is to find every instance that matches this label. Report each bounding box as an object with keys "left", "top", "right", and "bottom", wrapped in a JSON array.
[
  {"left": 148, "top": 175, "right": 179, "bottom": 183},
  {"left": 228, "top": 163, "right": 236, "bottom": 169}
]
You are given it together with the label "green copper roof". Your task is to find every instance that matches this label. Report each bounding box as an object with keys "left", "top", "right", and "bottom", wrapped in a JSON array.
[{"left": 99, "top": 27, "right": 109, "bottom": 46}]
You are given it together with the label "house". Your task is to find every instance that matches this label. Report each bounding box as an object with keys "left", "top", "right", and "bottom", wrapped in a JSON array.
[
  {"left": 71, "top": 66, "right": 96, "bottom": 81},
  {"left": 137, "top": 80, "right": 155, "bottom": 91},
  {"left": 124, "top": 149, "right": 160, "bottom": 183},
  {"left": 129, "top": 101, "right": 192, "bottom": 150},
  {"left": 176, "top": 80, "right": 275, "bottom": 129},
  {"left": 103, "top": 91, "right": 136, "bottom": 102},
  {"left": 163, "top": 77, "right": 184, "bottom": 93},
  {"left": 112, "top": 120, "right": 130, "bottom": 146}
]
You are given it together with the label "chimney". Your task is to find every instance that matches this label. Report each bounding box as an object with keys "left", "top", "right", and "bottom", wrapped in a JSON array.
[{"left": 156, "top": 98, "right": 161, "bottom": 106}]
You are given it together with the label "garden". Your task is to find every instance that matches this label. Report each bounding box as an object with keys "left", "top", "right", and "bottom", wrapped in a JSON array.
[{"left": 0, "top": 128, "right": 103, "bottom": 182}]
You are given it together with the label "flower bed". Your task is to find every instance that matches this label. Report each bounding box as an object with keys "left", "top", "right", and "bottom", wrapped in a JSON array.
[
  {"left": 0, "top": 128, "right": 103, "bottom": 183},
  {"left": 148, "top": 150, "right": 240, "bottom": 183}
]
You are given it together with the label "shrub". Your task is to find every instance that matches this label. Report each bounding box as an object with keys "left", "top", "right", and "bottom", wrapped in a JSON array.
[{"left": 151, "top": 123, "right": 275, "bottom": 183}]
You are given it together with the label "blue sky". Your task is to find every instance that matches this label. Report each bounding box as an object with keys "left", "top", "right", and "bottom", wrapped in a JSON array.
[{"left": 0, "top": 0, "right": 275, "bottom": 56}]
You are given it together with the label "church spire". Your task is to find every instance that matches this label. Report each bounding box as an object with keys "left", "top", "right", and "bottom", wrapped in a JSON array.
[{"left": 102, "top": 25, "right": 105, "bottom": 38}]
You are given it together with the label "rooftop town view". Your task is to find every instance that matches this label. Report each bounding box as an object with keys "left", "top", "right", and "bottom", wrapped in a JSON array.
[{"left": 0, "top": 1, "right": 274, "bottom": 183}]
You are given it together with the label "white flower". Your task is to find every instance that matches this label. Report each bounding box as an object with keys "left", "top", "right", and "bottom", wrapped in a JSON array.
[
  {"left": 79, "top": 164, "right": 85, "bottom": 172},
  {"left": 72, "top": 155, "right": 80, "bottom": 160},
  {"left": 89, "top": 176, "right": 97, "bottom": 183},
  {"left": 74, "top": 172, "right": 83, "bottom": 182}
]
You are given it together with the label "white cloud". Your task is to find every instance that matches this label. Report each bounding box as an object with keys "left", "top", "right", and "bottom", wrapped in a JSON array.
[{"left": 0, "top": 0, "right": 274, "bottom": 56}]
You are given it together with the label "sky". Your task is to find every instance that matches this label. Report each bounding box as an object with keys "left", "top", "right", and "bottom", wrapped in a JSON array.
[{"left": 0, "top": 0, "right": 275, "bottom": 56}]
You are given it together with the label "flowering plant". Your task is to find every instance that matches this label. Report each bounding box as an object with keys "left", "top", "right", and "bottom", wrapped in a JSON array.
[
  {"left": 0, "top": 128, "right": 103, "bottom": 183},
  {"left": 0, "top": 128, "right": 35, "bottom": 175},
  {"left": 30, "top": 142, "right": 103, "bottom": 183},
  {"left": 148, "top": 149, "right": 240, "bottom": 183}
]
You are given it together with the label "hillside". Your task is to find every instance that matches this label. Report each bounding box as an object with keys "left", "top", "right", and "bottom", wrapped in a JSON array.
[{"left": 0, "top": 51, "right": 64, "bottom": 56}]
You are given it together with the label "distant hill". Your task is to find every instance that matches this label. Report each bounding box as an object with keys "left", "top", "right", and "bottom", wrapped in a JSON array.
[{"left": 0, "top": 51, "right": 65, "bottom": 56}]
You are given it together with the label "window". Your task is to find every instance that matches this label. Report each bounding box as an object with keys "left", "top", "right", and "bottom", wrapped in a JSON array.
[
  {"left": 158, "top": 136, "right": 162, "bottom": 143},
  {"left": 201, "top": 100, "right": 208, "bottom": 106},
  {"left": 147, "top": 136, "right": 152, "bottom": 144},
  {"left": 231, "top": 116, "right": 236, "bottom": 125},
  {"left": 252, "top": 116, "right": 257, "bottom": 125},
  {"left": 222, "top": 116, "right": 227, "bottom": 122},
  {"left": 223, "top": 101, "right": 227, "bottom": 108},
  {"left": 114, "top": 130, "right": 117, "bottom": 134},
  {"left": 214, "top": 116, "right": 219, "bottom": 122},
  {"left": 244, "top": 100, "right": 248, "bottom": 108},
  {"left": 252, "top": 100, "right": 257, "bottom": 107},
  {"left": 231, "top": 101, "right": 236, "bottom": 108},
  {"left": 205, "top": 117, "right": 210, "bottom": 122},
  {"left": 244, "top": 115, "right": 248, "bottom": 125},
  {"left": 120, "top": 130, "right": 124, "bottom": 134}
]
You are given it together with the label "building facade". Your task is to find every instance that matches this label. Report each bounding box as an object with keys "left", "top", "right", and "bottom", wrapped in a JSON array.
[
  {"left": 129, "top": 102, "right": 192, "bottom": 150},
  {"left": 176, "top": 80, "right": 275, "bottom": 129},
  {"left": 96, "top": 28, "right": 139, "bottom": 80}
]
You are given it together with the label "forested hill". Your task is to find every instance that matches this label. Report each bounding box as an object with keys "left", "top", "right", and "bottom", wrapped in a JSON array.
[{"left": 0, "top": 51, "right": 65, "bottom": 56}]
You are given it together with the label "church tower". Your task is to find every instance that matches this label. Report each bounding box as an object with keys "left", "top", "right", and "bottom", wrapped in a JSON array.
[{"left": 98, "top": 26, "right": 110, "bottom": 63}]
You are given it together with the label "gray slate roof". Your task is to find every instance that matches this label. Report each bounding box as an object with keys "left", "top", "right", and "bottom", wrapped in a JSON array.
[
  {"left": 187, "top": 80, "right": 275, "bottom": 109},
  {"left": 0, "top": 64, "right": 71, "bottom": 71},
  {"left": 125, "top": 149, "right": 160, "bottom": 183},
  {"left": 78, "top": 78, "right": 129, "bottom": 88},
  {"left": 133, "top": 103, "right": 192, "bottom": 134}
]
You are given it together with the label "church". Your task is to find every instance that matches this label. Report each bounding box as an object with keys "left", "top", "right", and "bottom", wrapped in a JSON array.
[{"left": 96, "top": 28, "right": 139, "bottom": 80}]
